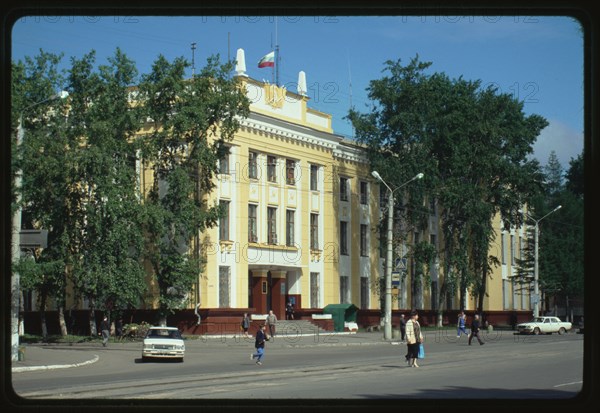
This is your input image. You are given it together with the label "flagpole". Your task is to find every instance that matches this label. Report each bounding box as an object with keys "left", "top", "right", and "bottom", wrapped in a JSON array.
[{"left": 275, "top": 16, "right": 279, "bottom": 87}]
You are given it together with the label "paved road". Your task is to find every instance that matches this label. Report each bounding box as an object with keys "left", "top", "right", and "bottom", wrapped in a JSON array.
[{"left": 9, "top": 329, "right": 585, "bottom": 402}]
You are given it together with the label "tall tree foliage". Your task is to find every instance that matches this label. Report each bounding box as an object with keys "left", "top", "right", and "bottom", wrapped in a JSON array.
[
  {"left": 65, "top": 49, "right": 148, "bottom": 333},
  {"left": 12, "top": 51, "right": 71, "bottom": 337},
  {"left": 349, "top": 56, "right": 547, "bottom": 323},
  {"left": 138, "top": 54, "right": 250, "bottom": 322}
]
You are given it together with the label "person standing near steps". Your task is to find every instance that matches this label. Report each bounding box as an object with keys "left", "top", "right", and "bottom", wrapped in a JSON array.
[{"left": 265, "top": 310, "right": 277, "bottom": 338}]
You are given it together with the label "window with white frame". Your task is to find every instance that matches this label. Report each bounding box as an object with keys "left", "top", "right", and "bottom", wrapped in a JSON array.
[
  {"left": 310, "top": 213, "right": 319, "bottom": 250},
  {"left": 248, "top": 151, "right": 258, "bottom": 179},
  {"left": 340, "top": 177, "right": 349, "bottom": 201},
  {"left": 219, "top": 266, "right": 230, "bottom": 308},
  {"left": 248, "top": 204, "right": 258, "bottom": 243},
  {"left": 219, "top": 200, "right": 230, "bottom": 241},
  {"left": 286, "top": 209, "right": 295, "bottom": 247},
  {"left": 219, "top": 147, "right": 230, "bottom": 174},
  {"left": 340, "top": 276, "right": 350, "bottom": 304},
  {"left": 340, "top": 221, "right": 348, "bottom": 255},
  {"left": 286, "top": 159, "right": 296, "bottom": 185},
  {"left": 360, "top": 181, "right": 368, "bottom": 205},
  {"left": 268, "top": 207, "right": 277, "bottom": 244},
  {"left": 267, "top": 155, "right": 277, "bottom": 183},
  {"left": 310, "top": 272, "right": 320, "bottom": 308},
  {"left": 360, "top": 224, "right": 368, "bottom": 256},
  {"left": 310, "top": 164, "right": 319, "bottom": 191}
]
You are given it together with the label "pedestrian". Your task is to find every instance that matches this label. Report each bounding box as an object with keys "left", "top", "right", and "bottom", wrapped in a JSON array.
[
  {"left": 265, "top": 310, "right": 277, "bottom": 338},
  {"left": 115, "top": 317, "right": 123, "bottom": 339},
  {"left": 457, "top": 311, "right": 468, "bottom": 338},
  {"left": 468, "top": 314, "right": 485, "bottom": 345},
  {"left": 241, "top": 312, "right": 251, "bottom": 338},
  {"left": 405, "top": 310, "right": 423, "bottom": 368},
  {"left": 250, "top": 325, "right": 269, "bottom": 365},
  {"left": 399, "top": 314, "right": 407, "bottom": 343},
  {"left": 100, "top": 316, "right": 110, "bottom": 347},
  {"left": 286, "top": 301, "right": 295, "bottom": 320}
]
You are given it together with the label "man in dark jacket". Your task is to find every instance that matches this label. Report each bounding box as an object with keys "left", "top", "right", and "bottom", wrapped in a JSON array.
[
  {"left": 100, "top": 316, "right": 110, "bottom": 347},
  {"left": 399, "top": 314, "right": 407, "bottom": 343},
  {"left": 468, "top": 314, "right": 485, "bottom": 346},
  {"left": 251, "top": 325, "right": 268, "bottom": 365}
]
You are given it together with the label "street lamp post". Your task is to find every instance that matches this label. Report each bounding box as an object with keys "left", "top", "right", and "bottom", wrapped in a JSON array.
[
  {"left": 528, "top": 205, "right": 561, "bottom": 318},
  {"left": 371, "top": 171, "right": 424, "bottom": 340},
  {"left": 11, "top": 91, "right": 68, "bottom": 361}
]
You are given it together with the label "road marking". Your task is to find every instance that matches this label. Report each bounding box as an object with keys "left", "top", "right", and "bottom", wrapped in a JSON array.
[{"left": 553, "top": 381, "right": 583, "bottom": 388}]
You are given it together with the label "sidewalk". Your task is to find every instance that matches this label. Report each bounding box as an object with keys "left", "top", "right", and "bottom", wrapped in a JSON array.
[{"left": 11, "top": 331, "right": 394, "bottom": 373}]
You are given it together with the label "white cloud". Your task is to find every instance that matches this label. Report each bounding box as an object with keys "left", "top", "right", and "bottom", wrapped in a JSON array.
[{"left": 533, "top": 120, "right": 583, "bottom": 167}]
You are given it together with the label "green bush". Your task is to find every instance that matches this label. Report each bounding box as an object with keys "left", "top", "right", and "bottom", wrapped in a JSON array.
[{"left": 121, "top": 321, "right": 151, "bottom": 340}]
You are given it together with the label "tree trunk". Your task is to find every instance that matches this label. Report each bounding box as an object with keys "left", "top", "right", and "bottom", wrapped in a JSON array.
[
  {"left": 58, "top": 305, "right": 68, "bottom": 336},
  {"left": 158, "top": 314, "right": 167, "bottom": 327},
  {"left": 477, "top": 267, "right": 487, "bottom": 313},
  {"left": 39, "top": 292, "right": 48, "bottom": 339}
]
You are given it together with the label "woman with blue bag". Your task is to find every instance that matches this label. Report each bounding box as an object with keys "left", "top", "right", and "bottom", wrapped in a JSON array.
[{"left": 405, "top": 310, "right": 423, "bottom": 368}]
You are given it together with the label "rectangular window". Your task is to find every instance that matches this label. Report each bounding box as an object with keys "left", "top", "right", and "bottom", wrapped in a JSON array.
[
  {"left": 431, "top": 281, "right": 438, "bottom": 311},
  {"left": 286, "top": 159, "right": 296, "bottom": 185},
  {"left": 286, "top": 209, "right": 295, "bottom": 247},
  {"left": 503, "top": 279, "right": 510, "bottom": 310},
  {"left": 360, "top": 224, "right": 368, "bottom": 256},
  {"left": 267, "top": 155, "right": 277, "bottom": 183},
  {"left": 519, "top": 236, "right": 523, "bottom": 260},
  {"left": 219, "top": 266, "right": 230, "bottom": 308},
  {"left": 379, "top": 186, "right": 388, "bottom": 208},
  {"left": 219, "top": 148, "right": 230, "bottom": 174},
  {"left": 511, "top": 234, "right": 516, "bottom": 265},
  {"left": 340, "top": 221, "right": 348, "bottom": 255},
  {"left": 219, "top": 200, "right": 230, "bottom": 241},
  {"left": 360, "top": 277, "right": 369, "bottom": 309},
  {"left": 248, "top": 204, "right": 258, "bottom": 243},
  {"left": 379, "top": 224, "right": 386, "bottom": 258},
  {"left": 360, "top": 181, "right": 368, "bottom": 205},
  {"left": 310, "top": 164, "right": 318, "bottom": 191},
  {"left": 430, "top": 234, "right": 437, "bottom": 248},
  {"left": 248, "top": 151, "right": 258, "bottom": 179},
  {"left": 429, "top": 198, "right": 436, "bottom": 215},
  {"left": 268, "top": 207, "right": 277, "bottom": 244},
  {"left": 310, "top": 272, "right": 320, "bottom": 308},
  {"left": 310, "top": 213, "right": 319, "bottom": 250},
  {"left": 501, "top": 233, "right": 506, "bottom": 265},
  {"left": 340, "top": 276, "right": 349, "bottom": 304},
  {"left": 340, "top": 177, "right": 348, "bottom": 201}
]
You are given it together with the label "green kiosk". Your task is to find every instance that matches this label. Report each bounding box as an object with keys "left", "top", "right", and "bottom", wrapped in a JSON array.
[{"left": 323, "top": 303, "right": 359, "bottom": 332}]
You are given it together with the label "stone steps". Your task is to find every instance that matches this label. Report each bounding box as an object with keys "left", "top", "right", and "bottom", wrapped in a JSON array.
[{"left": 270, "top": 320, "right": 327, "bottom": 335}]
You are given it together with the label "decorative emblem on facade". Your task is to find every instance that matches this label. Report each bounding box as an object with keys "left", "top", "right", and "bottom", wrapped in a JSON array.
[{"left": 264, "top": 83, "right": 286, "bottom": 109}]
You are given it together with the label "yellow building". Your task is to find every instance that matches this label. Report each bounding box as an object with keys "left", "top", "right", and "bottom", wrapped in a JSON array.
[{"left": 196, "top": 54, "right": 383, "bottom": 320}]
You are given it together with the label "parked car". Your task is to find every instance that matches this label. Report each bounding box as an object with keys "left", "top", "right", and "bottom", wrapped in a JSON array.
[
  {"left": 516, "top": 316, "right": 572, "bottom": 335},
  {"left": 142, "top": 326, "right": 185, "bottom": 362}
]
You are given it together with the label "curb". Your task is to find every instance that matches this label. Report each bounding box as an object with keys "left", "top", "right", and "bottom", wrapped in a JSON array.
[{"left": 12, "top": 354, "right": 100, "bottom": 373}]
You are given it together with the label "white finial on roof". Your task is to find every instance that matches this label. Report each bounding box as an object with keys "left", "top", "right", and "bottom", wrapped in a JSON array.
[
  {"left": 298, "top": 71, "right": 307, "bottom": 96},
  {"left": 235, "top": 48, "right": 247, "bottom": 77}
]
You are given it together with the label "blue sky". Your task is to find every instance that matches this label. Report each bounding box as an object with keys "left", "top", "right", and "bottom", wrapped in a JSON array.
[{"left": 11, "top": 15, "right": 584, "bottom": 168}]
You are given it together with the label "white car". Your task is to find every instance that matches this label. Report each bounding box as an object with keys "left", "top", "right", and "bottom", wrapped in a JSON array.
[
  {"left": 516, "top": 316, "right": 572, "bottom": 335},
  {"left": 142, "top": 326, "right": 185, "bottom": 362}
]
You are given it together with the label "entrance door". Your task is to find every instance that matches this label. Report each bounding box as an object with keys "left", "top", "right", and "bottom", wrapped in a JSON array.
[{"left": 267, "top": 271, "right": 272, "bottom": 311}]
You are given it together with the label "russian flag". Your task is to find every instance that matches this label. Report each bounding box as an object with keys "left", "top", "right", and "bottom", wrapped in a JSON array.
[{"left": 258, "top": 51, "right": 275, "bottom": 68}]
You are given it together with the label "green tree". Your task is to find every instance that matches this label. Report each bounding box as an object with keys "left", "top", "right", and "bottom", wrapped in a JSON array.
[
  {"left": 63, "top": 49, "right": 148, "bottom": 335},
  {"left": 138, "top": 54, "right": 250, "bottom": 323},
  {"left": 12, "top": 51, "right": 72, "bottom": 337},
  {"left": 538, "top": 152, "right": 584, "bottom": 318},
  {"left": 349, "top": 56, "right": 547, "bottom": 325}
]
